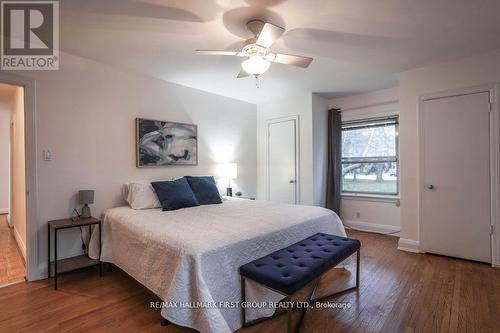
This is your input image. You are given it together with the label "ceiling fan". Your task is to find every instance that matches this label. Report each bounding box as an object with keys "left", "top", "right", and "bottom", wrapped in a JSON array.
[{"left": 196, "top": 20, "right": 313, "bottom": 81}]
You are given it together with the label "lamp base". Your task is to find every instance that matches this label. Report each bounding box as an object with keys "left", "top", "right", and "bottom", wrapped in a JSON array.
[
  {"left": 81, "top": 204, "right": 91, "bottom": 218},
  {"left": 226, "top": 187, "right": 233, "bottom": 197}
]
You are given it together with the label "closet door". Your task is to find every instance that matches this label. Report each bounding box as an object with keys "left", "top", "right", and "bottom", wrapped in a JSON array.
[
  {"left": 422, "top": 91, "right": 491, "bottom": 263},
  {"left": 268, "top": 118, "right": 297, "bottom": 204}
]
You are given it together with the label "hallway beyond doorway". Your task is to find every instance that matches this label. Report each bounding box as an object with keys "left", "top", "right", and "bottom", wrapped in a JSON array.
[{"left": 0, "top": 214, "right": 25, "bottom": 286}]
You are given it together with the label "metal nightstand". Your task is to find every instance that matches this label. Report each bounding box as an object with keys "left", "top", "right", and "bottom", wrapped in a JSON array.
[{"left": 47, "top": 217, "right": 102, "bottom": 290}]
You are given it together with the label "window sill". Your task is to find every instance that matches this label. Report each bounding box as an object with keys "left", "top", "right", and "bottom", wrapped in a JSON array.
[{"left": 341, "top": 193, "right": 400, "bottom": 204}]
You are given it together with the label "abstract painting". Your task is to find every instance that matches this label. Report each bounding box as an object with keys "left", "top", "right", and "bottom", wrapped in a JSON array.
[{"left": 136, "top": 118, "right": 198, "bottom": 167}]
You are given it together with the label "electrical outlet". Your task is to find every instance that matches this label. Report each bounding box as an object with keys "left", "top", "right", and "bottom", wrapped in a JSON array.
[{"left": 356, "top": 212, "right": 361, "bottom": 219}]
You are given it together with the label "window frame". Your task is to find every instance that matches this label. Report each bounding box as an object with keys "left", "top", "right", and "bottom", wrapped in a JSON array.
[{"left": 341, "top": 116, "right": 400, "bottom": 197}]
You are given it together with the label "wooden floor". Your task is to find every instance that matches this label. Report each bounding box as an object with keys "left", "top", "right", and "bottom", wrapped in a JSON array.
[
  {"left": 0, "top": 214, "right": 26, "bottom": 286},
  {"left": 0, "top": 230, "right": 499, "bottom": 333}
]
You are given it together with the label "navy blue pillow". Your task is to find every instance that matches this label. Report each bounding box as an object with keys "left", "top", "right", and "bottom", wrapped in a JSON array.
[
  {"left": 185, "top": 176, "right": 222, "bottom": 205},
  {"left": 151, "top": 177, "right": 200, "bottom": 211}
]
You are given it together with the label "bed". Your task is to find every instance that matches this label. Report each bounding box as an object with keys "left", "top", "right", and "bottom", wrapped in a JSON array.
[{"left": 89, "top": 197, "right": 345, "bottom": 333}]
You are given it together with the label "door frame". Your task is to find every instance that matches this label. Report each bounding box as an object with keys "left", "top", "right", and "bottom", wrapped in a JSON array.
[
  {"left": 418, "top": 83, "right": 500, "bottom": 266},
  {"left": 266, "top": 115, "right": 300, "bottom": 204},
  {"left": 0, "top": 72, "right": 38, "bottom": 280}
]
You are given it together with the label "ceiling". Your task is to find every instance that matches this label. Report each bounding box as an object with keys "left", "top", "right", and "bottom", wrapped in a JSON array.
[{"left": 59, "top": 0, "right": 500, "bottom": 104}]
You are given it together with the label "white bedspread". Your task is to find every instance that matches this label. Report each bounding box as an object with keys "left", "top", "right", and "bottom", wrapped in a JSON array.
[{"left": 90, "top": 198, "right": 345, "bottom": 333}]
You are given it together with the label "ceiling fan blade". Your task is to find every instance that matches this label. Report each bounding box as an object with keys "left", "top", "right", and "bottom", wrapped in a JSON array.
[
  {"left": 255, "top": 23, "right": 285, "bottom": 48},
  {"left": 267, "top": 53, "right": 313, "bottom": 68},
  {"left": 237, "top": 69, "right": 250, "bottom": 78},
  {"left": 196, "top": 50, "right": 243, "bottom": 56}
]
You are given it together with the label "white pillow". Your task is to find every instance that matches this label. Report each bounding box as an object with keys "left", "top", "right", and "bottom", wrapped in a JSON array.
[{"left": 123, "top": 182, "right": 160, "bottom": 210}]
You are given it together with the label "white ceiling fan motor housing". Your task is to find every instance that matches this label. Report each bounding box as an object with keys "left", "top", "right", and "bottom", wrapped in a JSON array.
[{"left": 242, "top": 43, "right": 268, "bottom": 58}]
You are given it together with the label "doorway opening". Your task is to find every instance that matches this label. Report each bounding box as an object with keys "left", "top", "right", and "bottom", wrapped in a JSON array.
[{"left": 0, "top": 82, "right": 26, "bottom": 286}]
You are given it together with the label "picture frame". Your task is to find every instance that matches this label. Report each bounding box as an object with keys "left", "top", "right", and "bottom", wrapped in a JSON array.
[{"left": 136, "top": 118, "right": 198, "bottom": 167}]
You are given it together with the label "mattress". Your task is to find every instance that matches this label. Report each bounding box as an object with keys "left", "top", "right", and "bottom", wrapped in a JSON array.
[{"left": 89, "top": 198, "right": 345, "bottom": 333}]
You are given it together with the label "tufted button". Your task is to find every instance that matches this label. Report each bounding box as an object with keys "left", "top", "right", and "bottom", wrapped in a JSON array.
[
  {"left": 311, "top": 238, "right": 317, "bottom": 241},
  {"left": 292, "top": 256, "right": 299, "bottom": 259},
  {"left": 333, "top": 243, "right": 340, "bottom": 246},
  {"left": 276, "top": 264, "right": 285, "bottom": 268},
  {"left": 297, "top": 263, "right": 306, "bottom": 267},
  {"left": 272, "top": 256, "right": 280, "bottom": 260},
  {"left": 327, "top": 238, "right": 333, "bottom": 241},
  {"left": 299, "top": 244, "right": 306, "bottom": 247},
  {"left": 305, "top": 249, "right": 312, "bottom": 253},
  {"left": 323, "top": 249, "right": 331, "bottom": 253},
  {"left": 287, "top": 249, "right": 295, "bottom": 253},
  {"left": 317, "top": 244, "right": 323, "bottom": 247},
  {"left": 255, "top": 263, "right": 264, "bottom": 267},
  {"left": 283, "top": 273, "right": 290, "bottom": 278}
]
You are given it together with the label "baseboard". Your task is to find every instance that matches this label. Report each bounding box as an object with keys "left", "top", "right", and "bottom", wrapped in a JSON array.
[
  {"left": 343, "top": 219, "right": 400, "bottom": 236},
  {"left": 13, "top": 227, "right": 27, "bottom": 261},
  {"left": 36, "top": 263, "right": 48, "bottom": 281},
  {"left": 398, "top": 238, "right": 421, "bottom": 253},
  {"left": 0, "top": 208, "right": 8, "bottom": 214},
  {"left": 0, "top": 280, "right": 26, "bottom": 288}
]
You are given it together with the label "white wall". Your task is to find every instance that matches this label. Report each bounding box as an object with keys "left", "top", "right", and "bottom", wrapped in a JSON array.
[
  {"left": 257, "top": 92, "right": 330, "bottom": 207},
  {"left": 312, "top": 94, "right": 328, "bottom": 207},
  {"left": 12, "top": 52, "right": 257, "bottom": 278},
  {"left": 397, "top": 49, "right": 500, "bottom": 260},
  {"left": 0, "top": 99, "right": 10, "bottom": 215},
  {"left": 328, "top": 88, "right": 400, "bottom": 234},
  {"left": 257, "top": 92, "right": 315, "bottom": 205}
]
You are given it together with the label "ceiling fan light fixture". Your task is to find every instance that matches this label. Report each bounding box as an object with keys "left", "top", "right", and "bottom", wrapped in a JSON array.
[{"left": 241, "top": 56, "right": 270, "bottom": 76}]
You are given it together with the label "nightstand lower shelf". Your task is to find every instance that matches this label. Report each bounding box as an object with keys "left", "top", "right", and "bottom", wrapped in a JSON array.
[
  {"left": 48, "top": 217, "right": 102, "bottom": 290},
  {"left": 50, "top": 255, "right": 100, "bottom": 275}
]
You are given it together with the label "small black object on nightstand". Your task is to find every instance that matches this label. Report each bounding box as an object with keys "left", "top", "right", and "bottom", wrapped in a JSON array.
[{"left": 47, "top": 217, "right": 102, "bottom": 290}]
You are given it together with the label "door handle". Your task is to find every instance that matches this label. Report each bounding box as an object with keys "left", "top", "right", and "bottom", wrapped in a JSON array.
[
  {"left": 289, "top": 180, "right": 295, "bottom": 184},
  {"left": 426, "top": 185, "right": 435, "bottom": 190}
]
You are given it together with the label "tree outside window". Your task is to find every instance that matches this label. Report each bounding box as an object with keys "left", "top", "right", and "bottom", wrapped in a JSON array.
[{"left": 341, "top": 117, "right": 399, "bottom": 196}]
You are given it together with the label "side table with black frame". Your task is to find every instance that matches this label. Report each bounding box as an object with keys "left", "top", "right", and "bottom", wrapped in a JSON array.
[{"left": 47, "top": 217, "right": 102, "bottom": 290}]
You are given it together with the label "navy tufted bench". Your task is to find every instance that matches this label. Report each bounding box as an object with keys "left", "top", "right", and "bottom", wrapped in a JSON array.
[{"left": 240, "top": 233, "right": 361, "bottom": 333}]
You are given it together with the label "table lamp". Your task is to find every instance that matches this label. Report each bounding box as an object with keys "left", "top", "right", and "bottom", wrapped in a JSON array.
[
  {"left": 79, "top": 190, "right": 94, "bottom": 218},
  {"left": 217, "top": 163, "right": 237, "bottom": 196}
]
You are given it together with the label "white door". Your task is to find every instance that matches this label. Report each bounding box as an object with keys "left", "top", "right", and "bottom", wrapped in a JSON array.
[
  {"left": 422, "top": 91, "right": 491, "bottom": 263},
  {"left": 268, "top": 119, "right": 297, "bottom": 204}
]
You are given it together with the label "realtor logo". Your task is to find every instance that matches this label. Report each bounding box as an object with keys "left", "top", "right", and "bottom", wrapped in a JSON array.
[{"left": 1, "top": 0, "right": 59, "bottom": 70}]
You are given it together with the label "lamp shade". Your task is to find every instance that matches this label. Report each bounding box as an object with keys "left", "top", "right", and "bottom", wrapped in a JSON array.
[
  {"left": 79, "top": 190, "right": 94, "bottom": 205},
  {"left": 217, "top": 163, "right": 237, "bottom": 180},
  {"left": 241, "top": 56, "right": 270, "bottom": 75}
]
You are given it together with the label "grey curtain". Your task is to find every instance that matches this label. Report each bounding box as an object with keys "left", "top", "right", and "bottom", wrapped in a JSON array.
[{"left": 325, "top": 108, "right": 342, "bottom": 214}]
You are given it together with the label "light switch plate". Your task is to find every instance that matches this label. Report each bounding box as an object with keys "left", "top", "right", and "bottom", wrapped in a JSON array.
[{"left": 43, "top": 150, "right": 52, "bottom": 161}]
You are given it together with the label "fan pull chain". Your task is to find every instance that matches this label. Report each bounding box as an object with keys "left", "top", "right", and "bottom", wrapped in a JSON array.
[{"left": 255, "top": 75, "right": 260, "bottom": 88}]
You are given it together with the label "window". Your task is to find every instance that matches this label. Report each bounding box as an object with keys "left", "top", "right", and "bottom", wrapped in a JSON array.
[{"left": 341, "top": 117, "right": 399, "bottom": 196}]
